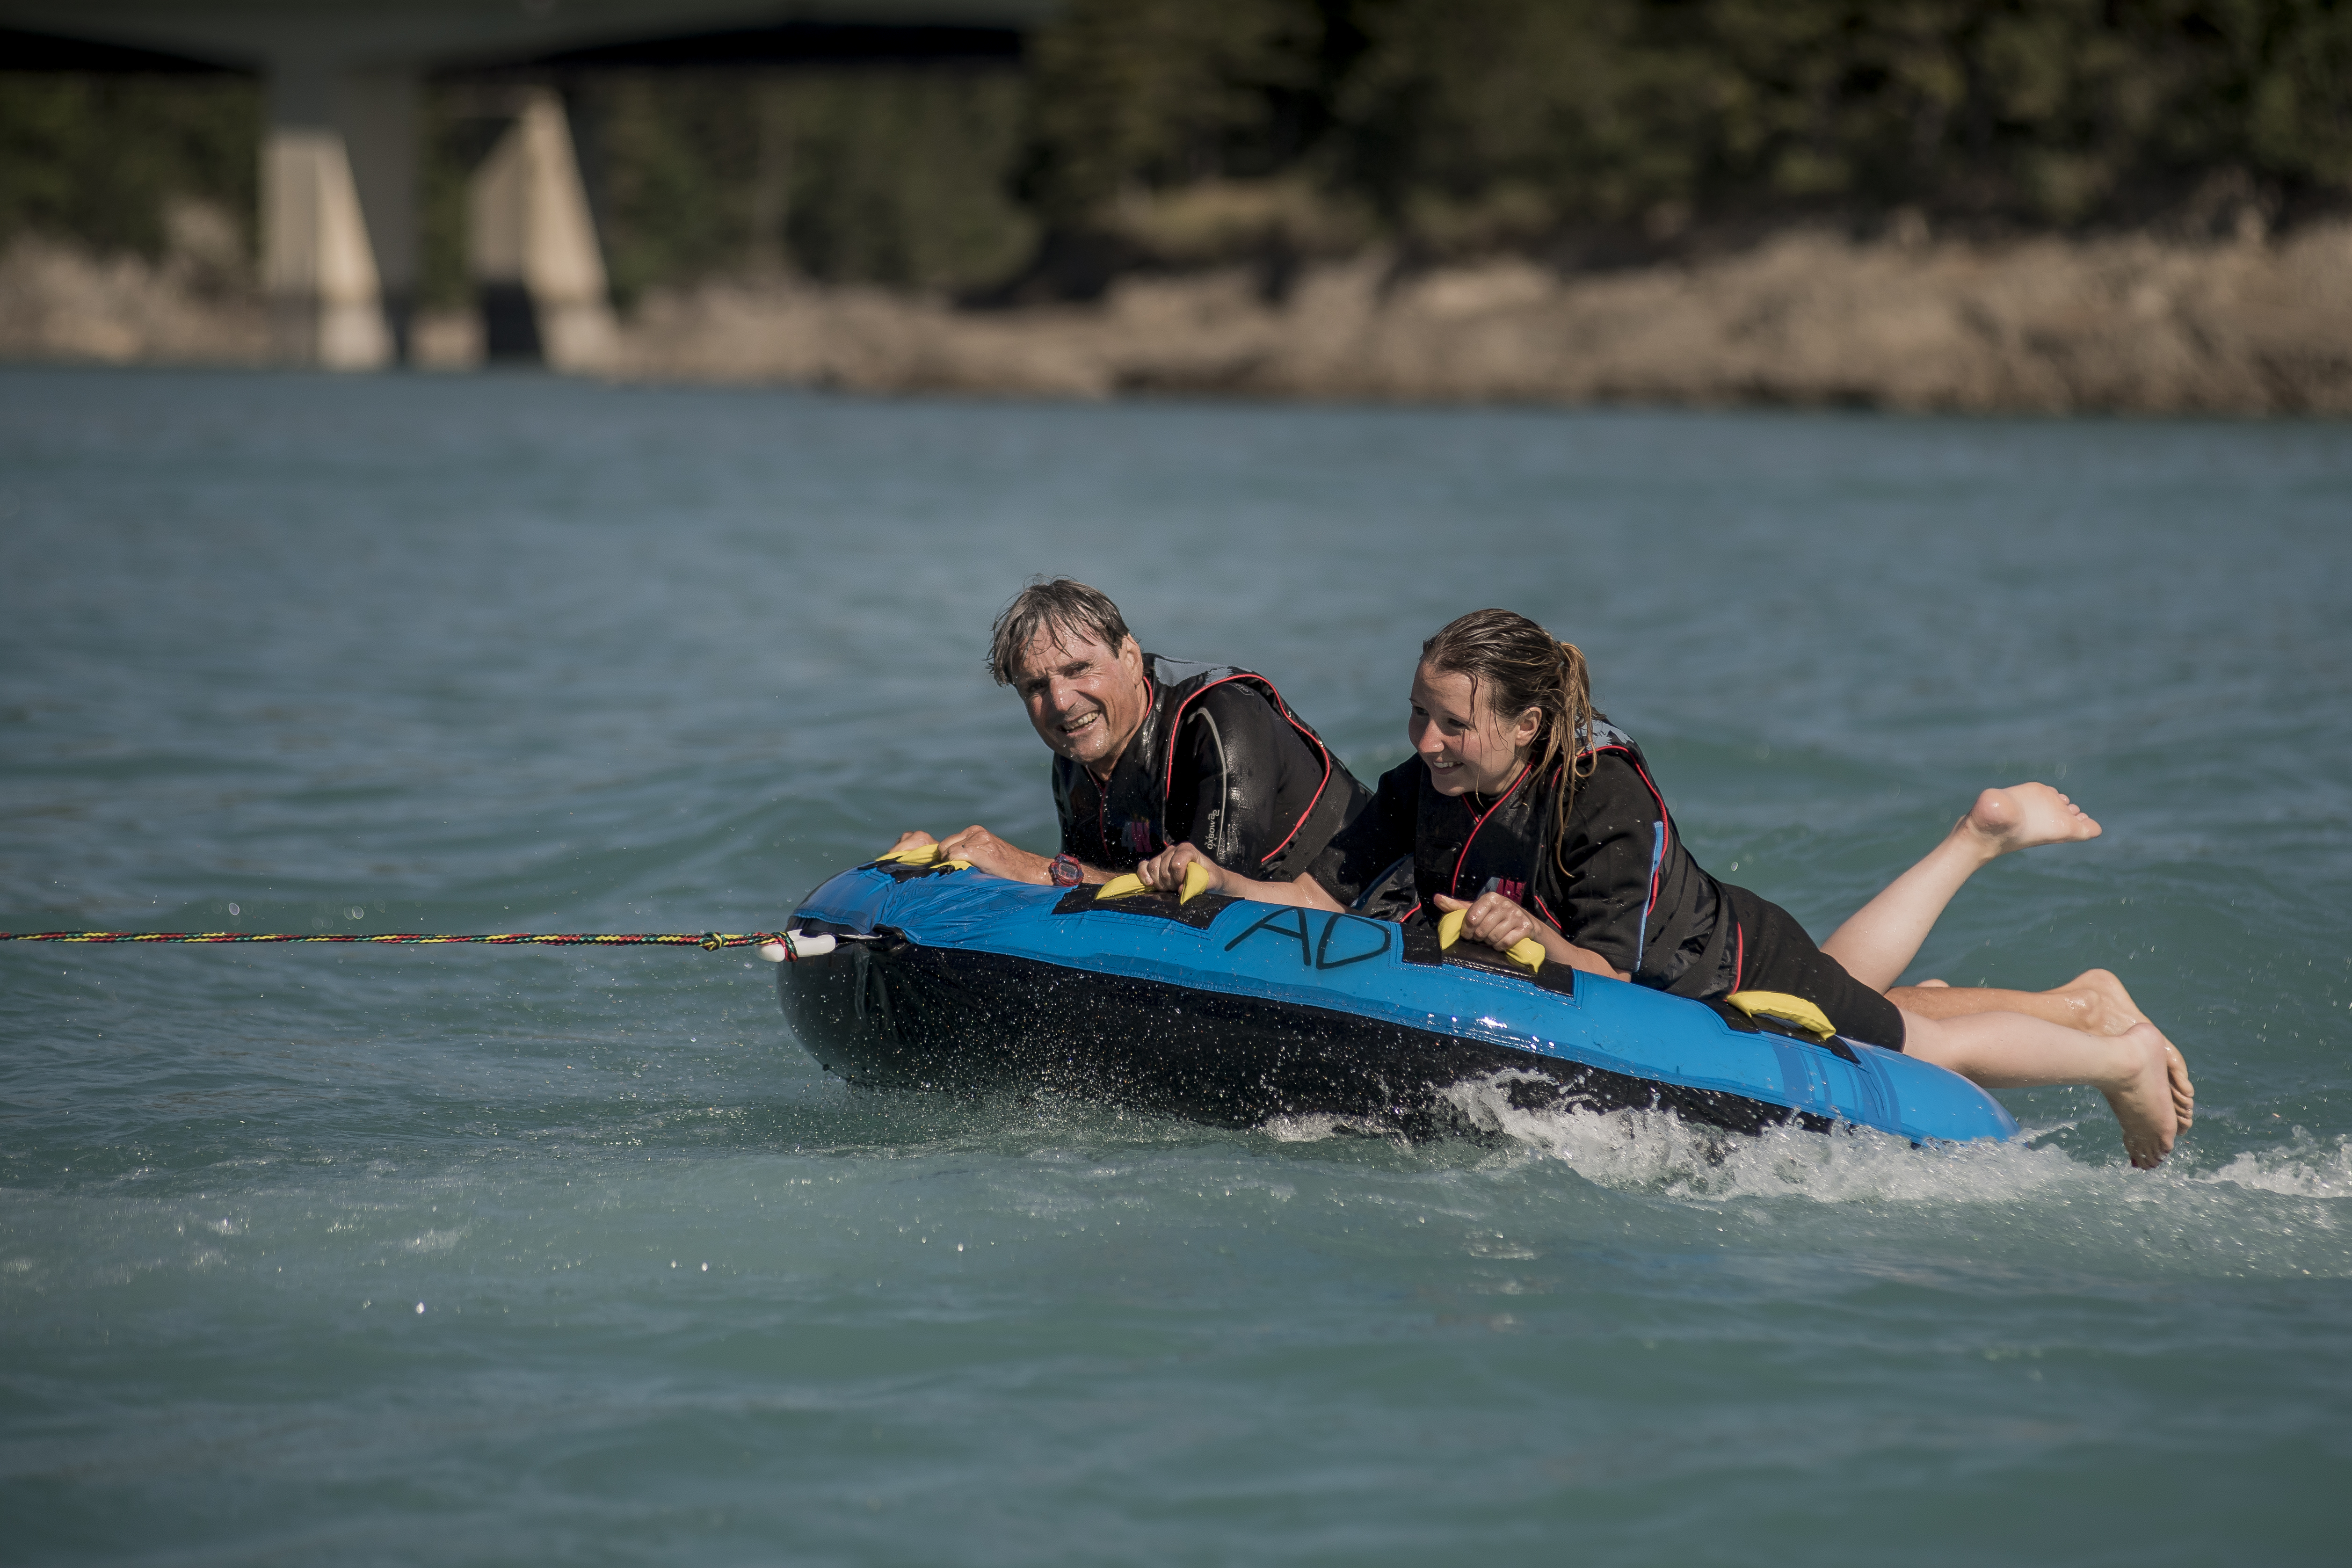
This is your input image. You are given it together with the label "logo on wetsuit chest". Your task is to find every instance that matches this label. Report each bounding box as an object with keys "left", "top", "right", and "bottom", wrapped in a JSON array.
[
  {"left": 1479, "top": 875, "right": 1527, "bottom": 905},
  {"left": 1121, "top": 819, "right": 1161, "bottom": 856}
]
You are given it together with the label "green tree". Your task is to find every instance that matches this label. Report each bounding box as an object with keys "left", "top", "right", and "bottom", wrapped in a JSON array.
[
  {"left": 0, "top": 73, "right": 259, "bottom": 257},
  {"left": 1018, "top": 0, "right": 2352, "bottom": 246},
  {"left": 1018, "top": 0, "right": 1342, "bottom": 219},
  {"left": 560, "top": 68, "right": 1034, "bottom": 304}
]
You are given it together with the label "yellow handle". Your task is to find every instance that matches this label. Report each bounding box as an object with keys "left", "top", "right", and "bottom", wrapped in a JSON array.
[
  {"left": 874, "top": 844, "right": 971, "bottom": 872},
  {"left": 1437, "top": 908, "right": 1543, "bottom": 970},
  {"left": 1725, "top": 989, "right": 1837, "bottom": 1042},
  {"left": 1095, "top": 863, "right": 1211, "bottom": 902}
]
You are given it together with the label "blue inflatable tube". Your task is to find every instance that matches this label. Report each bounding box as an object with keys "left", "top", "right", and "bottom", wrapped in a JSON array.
[{"left": 777, "top": 862, "right": 2018, "bottom": 1145}]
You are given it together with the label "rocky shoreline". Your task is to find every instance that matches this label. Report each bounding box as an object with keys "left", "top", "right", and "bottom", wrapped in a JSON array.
[
  {"left": 7, "top": 221, "right": 2349, "bottom": 415},
  {"left": 0, "top": 233, "right": 268, "bottom": 368}
]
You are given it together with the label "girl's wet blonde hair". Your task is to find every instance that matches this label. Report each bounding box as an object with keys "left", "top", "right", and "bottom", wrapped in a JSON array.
[{"left": 1420, "top": 608, "right": 1597, "bottom": 871}]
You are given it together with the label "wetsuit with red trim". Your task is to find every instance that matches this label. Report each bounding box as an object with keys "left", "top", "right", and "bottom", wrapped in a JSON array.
[
  {"left": 1318, "top": 719, "right": 1905, "bottom": 1048},
  {"left": 1052, "top": 655, "right": 1372, "bottom": 882}
]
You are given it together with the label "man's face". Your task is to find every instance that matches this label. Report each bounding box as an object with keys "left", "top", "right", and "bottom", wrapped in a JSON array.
[{"left": 1011, "top": 624, "right": 1150, "bottom": 774}]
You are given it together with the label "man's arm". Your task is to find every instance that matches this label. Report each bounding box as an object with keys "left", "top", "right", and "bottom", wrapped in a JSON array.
[
  {"left": 1144, "top": 839, "right": 1627, "bottom": 976},
  {"left": 1134, "top": 842, "right": 1344, "bottom": 911},
  {"left": 891, "top": 825, "right": 1118, "bottom": 886}
]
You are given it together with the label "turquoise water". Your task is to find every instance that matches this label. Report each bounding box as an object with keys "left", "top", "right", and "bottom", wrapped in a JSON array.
[{"left": 3, "top": 366, "right": 2347, "bottom": 1563}]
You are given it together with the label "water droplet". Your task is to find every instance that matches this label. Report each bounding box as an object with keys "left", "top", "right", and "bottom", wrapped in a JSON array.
[
  {"left": 227, "top": 902, "right": 240, "bottom": 916},
  {"left": 348, "top": 906, "right": 364, "bottom": 920},
  {"left": 415, "top": 1302, "right": 425, "bottom": 1314}
]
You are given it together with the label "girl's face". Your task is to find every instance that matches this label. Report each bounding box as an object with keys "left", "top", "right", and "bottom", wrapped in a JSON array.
[{"left": 1408, "top": 662, "right": 1541, "bottom": 798}]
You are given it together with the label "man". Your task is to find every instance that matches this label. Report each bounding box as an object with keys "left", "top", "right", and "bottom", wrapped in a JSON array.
[{"left": 887, "top": 579, "right": 1370, "bottom": 890}]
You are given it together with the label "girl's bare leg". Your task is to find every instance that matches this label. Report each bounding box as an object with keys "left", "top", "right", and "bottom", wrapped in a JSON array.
[
  {"left": 1820, "top": 784, "right": 2100, "bottom": 990},
  {"left": 1891, "top": 969, "right": 2193, "bottom": 1127},
  {"left": 1899, "top": 1009, "right": 2177, "bottom": 1169}
]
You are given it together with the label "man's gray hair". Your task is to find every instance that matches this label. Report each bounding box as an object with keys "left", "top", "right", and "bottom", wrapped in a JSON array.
[{"left": 987, "top": 578, "right": 1133, "bottom": 686}]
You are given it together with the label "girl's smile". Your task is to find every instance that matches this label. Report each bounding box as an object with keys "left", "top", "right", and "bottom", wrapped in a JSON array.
[{"left": 1408, "top": 661, "right": 1542, "bottom": 798}]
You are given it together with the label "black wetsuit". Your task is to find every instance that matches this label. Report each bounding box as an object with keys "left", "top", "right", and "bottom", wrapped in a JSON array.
[
  {"left": 1321, "top": 720, "right": 1906, "bottom": 1049},
  {"left": 1053, "top": 656, "right": 1372, "bottom": 883}
]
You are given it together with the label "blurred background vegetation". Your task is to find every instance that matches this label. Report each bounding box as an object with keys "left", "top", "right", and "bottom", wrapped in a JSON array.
[
  {"left": 419, "top": 68, "right": 1038, "bottom": 307},
  {"left": 6, "top": 0, "right": 2350, "bottom": 305},
  {"left": 0, "top": 72, "right": 259, "bottom": 260}
]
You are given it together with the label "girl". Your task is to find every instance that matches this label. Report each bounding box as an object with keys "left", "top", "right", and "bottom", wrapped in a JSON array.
[{"left": 1135, "top": 609, "right": 2189, "bottom": 1168}]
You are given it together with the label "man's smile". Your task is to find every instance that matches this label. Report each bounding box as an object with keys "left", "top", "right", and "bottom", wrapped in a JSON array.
[{"left": 1010, "top": 624, "right": 1151, "bottom": 780}]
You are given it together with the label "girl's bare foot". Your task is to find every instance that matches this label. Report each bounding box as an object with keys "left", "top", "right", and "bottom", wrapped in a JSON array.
[
  {"left": 2099, "top": 1023, "right": 2179, "bottom": 1169},
  {"left": 1959, "top": 783, "right": 2102, "bottom": 859},
  {"left": 2054, "top": 967, "right": 2135, "bottom": 1034},
  {"left": 2056, "top": 969, "right": 2194, "bottom": 1129}
]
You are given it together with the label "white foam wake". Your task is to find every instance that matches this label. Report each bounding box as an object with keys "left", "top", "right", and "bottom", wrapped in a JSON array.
[
  {"left": 2192, "top": 1128, "right": 2352, "bottom": 1198},
  {"left": 1437, "top": 1070, "right": 2088, "bottom": 1205}
]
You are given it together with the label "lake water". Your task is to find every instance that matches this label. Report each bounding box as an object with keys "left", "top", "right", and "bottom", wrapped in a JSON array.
[{"left": 2, "top": 366, "right": 2347, "bottom": 1564}]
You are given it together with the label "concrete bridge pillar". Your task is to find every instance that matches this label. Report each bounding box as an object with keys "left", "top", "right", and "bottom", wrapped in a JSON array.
[
  {"left": 262, "top": 127, "right": 385, "bottom": 367},
  {"left": 261, "top": 61, "right": 415, "bottom": 369},
  {"left": 468, "top": 89, "right": 618, "bottom": 370}
]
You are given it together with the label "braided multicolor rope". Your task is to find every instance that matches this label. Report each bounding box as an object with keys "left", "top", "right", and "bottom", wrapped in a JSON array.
[{"left": 0, "top": 930, "right": 778, "bottom": 951}]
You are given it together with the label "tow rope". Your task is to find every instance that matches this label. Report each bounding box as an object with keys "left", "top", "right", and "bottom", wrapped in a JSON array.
[
  {"left": 1, "top": 929, "right": 777, "bottom": 952},
  {"left": 7, "top": 847, "right": 946, "bottom": 958},
  {"left": 0, "top": 927, "right": 866, "bottom": 961}
]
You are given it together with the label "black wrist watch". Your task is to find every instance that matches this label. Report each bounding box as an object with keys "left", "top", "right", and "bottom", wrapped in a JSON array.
[{"left": 1048, "top": 853, "right": 1083, "bottom": 888}]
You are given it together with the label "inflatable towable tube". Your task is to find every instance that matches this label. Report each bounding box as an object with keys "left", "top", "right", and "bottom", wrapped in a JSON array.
[{"left": 778, "top": 861, "right": 2019, "bottom": 1144}]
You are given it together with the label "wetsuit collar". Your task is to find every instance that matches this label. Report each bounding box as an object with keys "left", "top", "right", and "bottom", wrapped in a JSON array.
[{"left": 1447, "top": 756, "right": 1533, "bottom": 814}]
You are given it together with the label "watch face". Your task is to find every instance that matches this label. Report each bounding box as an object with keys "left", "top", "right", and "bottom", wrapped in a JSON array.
[{"left": 1051, "top": 855, "right": 1082, "bottom": 887}]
